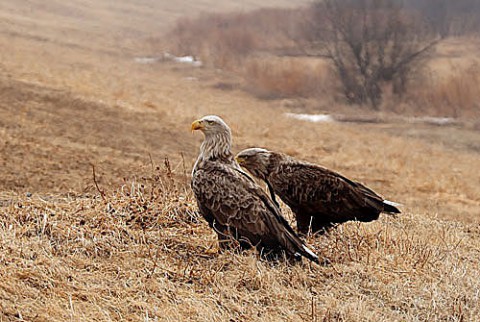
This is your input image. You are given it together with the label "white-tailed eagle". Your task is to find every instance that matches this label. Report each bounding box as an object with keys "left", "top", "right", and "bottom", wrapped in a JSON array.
[
  {"left": 191, "top": 116, "right": 318, "bottom": 263},
  {"left": 236, "top": 148, "right": 401, "bottom": 235}
]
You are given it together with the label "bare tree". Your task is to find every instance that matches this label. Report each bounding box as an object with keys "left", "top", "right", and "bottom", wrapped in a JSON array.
[{"left": 306, "top": 0, "right": 440, "bottom": 109}]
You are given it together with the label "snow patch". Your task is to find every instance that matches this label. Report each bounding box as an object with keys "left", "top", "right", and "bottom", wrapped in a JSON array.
[
  {"left": 286, "top": 112, "right": 459, "bottom": 127},
  {"left": 133, "top": 53, "right": 202, "bottom": 67},
  {"left": 285, "top": 113, "right": 335, "bottom": 123},
  {"left": 410, "top": 116, "right": 457, "bottom": 126},
  {"left": 163, "top": 52, "right": 202, "bottom": 67}
]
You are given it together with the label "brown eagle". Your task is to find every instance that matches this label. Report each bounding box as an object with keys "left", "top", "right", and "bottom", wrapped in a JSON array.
[
  {"left": 191, "top": 116, "right": 318, "bottom": 263},
  {"left": 235, "top": 148, "right": 401, "bottom": 235}
]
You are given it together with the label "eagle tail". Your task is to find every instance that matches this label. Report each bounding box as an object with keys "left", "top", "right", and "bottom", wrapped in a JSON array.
[
  {"left": 383, "top": 200, "right": 402, "bottom": 214},
  {"left": 284, "top": 226, "right": 319, "bottom": 263},
  {"left": 300, "top": 245, "right": 319, "bottom": 264}
]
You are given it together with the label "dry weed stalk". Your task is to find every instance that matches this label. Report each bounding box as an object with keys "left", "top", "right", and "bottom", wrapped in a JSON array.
[{"left": 0, "top": 161, "right": 479, "bottom": 321}]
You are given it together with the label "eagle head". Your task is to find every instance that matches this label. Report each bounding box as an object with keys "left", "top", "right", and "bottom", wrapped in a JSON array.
[
  {"left": 191, "top": 115, "right": 230, "bottom": 136},
  {"left": 191, "top": 115, "right": 233, "bottom": 161},
  {"left": 235, "top": 148, "right": 272, "bottom": 180}
]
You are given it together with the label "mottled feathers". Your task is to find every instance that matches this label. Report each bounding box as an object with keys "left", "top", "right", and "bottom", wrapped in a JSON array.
[
  {"left": 236, "top": 148, "right": 401, "bottom": 234},
  {"left": 191, "top": 116, "right": 318, "bottom": 263}
]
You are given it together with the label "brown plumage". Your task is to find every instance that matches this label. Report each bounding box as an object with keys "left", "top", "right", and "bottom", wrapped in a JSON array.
[
  {"left": 236, "top": 148, "right": 401, "bottom": 235},
  {"left": 191, "top": 116, "right": 318, "bottom": 263}
]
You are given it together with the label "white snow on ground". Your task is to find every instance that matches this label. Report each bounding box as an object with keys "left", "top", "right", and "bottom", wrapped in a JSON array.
[
  {"left": 285, "top": 113, "right": 335, "bottom": 123},
  {"left": 162, "top": 52, "right": 202, "bottom": 66},
  {"left": 133, "top": 53, "right": 202, "bottom": 67},
  {"left": 286, "top": 112, "right": 459, "bottom": 126},
  {"left": 174, "top": 55, "right": 202, "bottom": 66},
  {"left": 409, "top": 116, "right": 457, "bottom": 126}
]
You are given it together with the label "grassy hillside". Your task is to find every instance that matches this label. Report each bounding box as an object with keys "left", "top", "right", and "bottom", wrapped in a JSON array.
[
  {"left": 0, "top": 0, "right": 479, "bottom": 321},
  {"left": 1, "top": 171, "right": 479, "bottom": 321}
]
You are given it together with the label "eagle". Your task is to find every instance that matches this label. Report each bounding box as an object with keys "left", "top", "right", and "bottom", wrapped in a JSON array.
[
  {"left": 191, "top": 116, "right": 319, "bottom": 263},
  {"left": 235, "top": 148, "right": 401, "bottom": 235}
]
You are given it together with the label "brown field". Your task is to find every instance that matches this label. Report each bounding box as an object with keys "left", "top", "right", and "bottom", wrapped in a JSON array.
[
  {"left": 164, "top": 8, "right": 480, "bottom": 118},
  {"left": 0, "top": 1, "right": 479, "bottom": 321}
]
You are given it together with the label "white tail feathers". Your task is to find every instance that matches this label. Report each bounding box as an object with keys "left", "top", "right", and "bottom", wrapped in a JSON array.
[
  {"left": 302, "top": 245, "right": 319, "bottom": 262},
  {"left": 384, "top": 200, "right": 403, "bottom": 208}
]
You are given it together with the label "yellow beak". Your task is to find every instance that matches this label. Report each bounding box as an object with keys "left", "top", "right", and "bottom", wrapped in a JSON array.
[
  {"left": 235, "top": 156, "right": 244, "bottom": 165},
  {"left": 191, "top": 120, "right": 204, "bottom": 132}
]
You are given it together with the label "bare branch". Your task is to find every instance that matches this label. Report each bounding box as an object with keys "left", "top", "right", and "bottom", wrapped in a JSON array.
[{"left": 308, "top": 0, "right": 440, "bottom": 108}]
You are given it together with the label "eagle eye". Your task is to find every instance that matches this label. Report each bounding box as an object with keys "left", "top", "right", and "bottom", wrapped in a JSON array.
[{"left": 207, "top": 120, "right": 214, "bottom": 125}]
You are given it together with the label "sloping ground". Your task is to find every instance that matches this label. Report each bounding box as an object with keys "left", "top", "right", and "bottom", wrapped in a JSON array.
[
  {"left": 0, "top": 76, "right": 194, "bottom": 193},
  {"left": 0, "top": 0, "right": 479, "bottom": 320},
  {"left": 2, "top": 66, "right": 479, "bottom": 222},
  {"left": 0, "top": 62, "right": 479, "bottom": 320},
  {"left": 0, "top": 172, "right": 478, "bottom": 321},
  {"left": 0, "top": 0, "right": 312, "bottom": 55}
]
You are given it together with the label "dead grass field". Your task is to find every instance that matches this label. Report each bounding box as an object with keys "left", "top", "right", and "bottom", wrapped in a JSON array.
[
  {"left": 164, "top": 8, "right": 480, "bottom": 118},
  {"left": 0, "top": 1, "right": 479, "bottom": 321}
]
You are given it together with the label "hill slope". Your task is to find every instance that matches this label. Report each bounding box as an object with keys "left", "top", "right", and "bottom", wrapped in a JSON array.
[{"left": 0, "top": 1, "right": 479, "bottom": 321}]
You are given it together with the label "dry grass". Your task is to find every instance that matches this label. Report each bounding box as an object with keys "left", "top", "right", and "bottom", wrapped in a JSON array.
[
  {"left": 165, "top": 9, "right": 306, "bottom": 68},
  {"left": 164, "top": 7, "right": 480, "bottom": 118},
  {"left": 1, "top": 1, "right": 480, "bottom": 321},
  {"left": 243, "top": 57, "right": 333, "bottom": 100},
  {"left": 164, "top": 8, "right": 333, "bottom": 100},
  {"left": 407, "top": 61, "right": 480, "bottom": 117},
  {"left": 1, "top": 163, "right": 479, "bottom": 321}
]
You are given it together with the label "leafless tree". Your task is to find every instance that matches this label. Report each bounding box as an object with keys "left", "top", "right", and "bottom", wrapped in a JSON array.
[{"left": 305, "top": 0, "right": 440, "bottom": 109}]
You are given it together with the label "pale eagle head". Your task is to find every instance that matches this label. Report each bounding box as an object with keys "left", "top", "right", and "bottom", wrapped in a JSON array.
[
  {"left": 191, "top": 115, "right": 231, "bottom": 136},
  {"left": 191, "top": 115, "right": 232, "bottom": 161}
]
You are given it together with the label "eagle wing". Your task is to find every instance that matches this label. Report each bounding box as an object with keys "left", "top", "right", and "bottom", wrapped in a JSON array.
[
  {"left": 270, "top": 162, "right": 386, "bottom": 222},
  {"left": 192, "top": 160, "right": 318, "bottom": 262}
]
